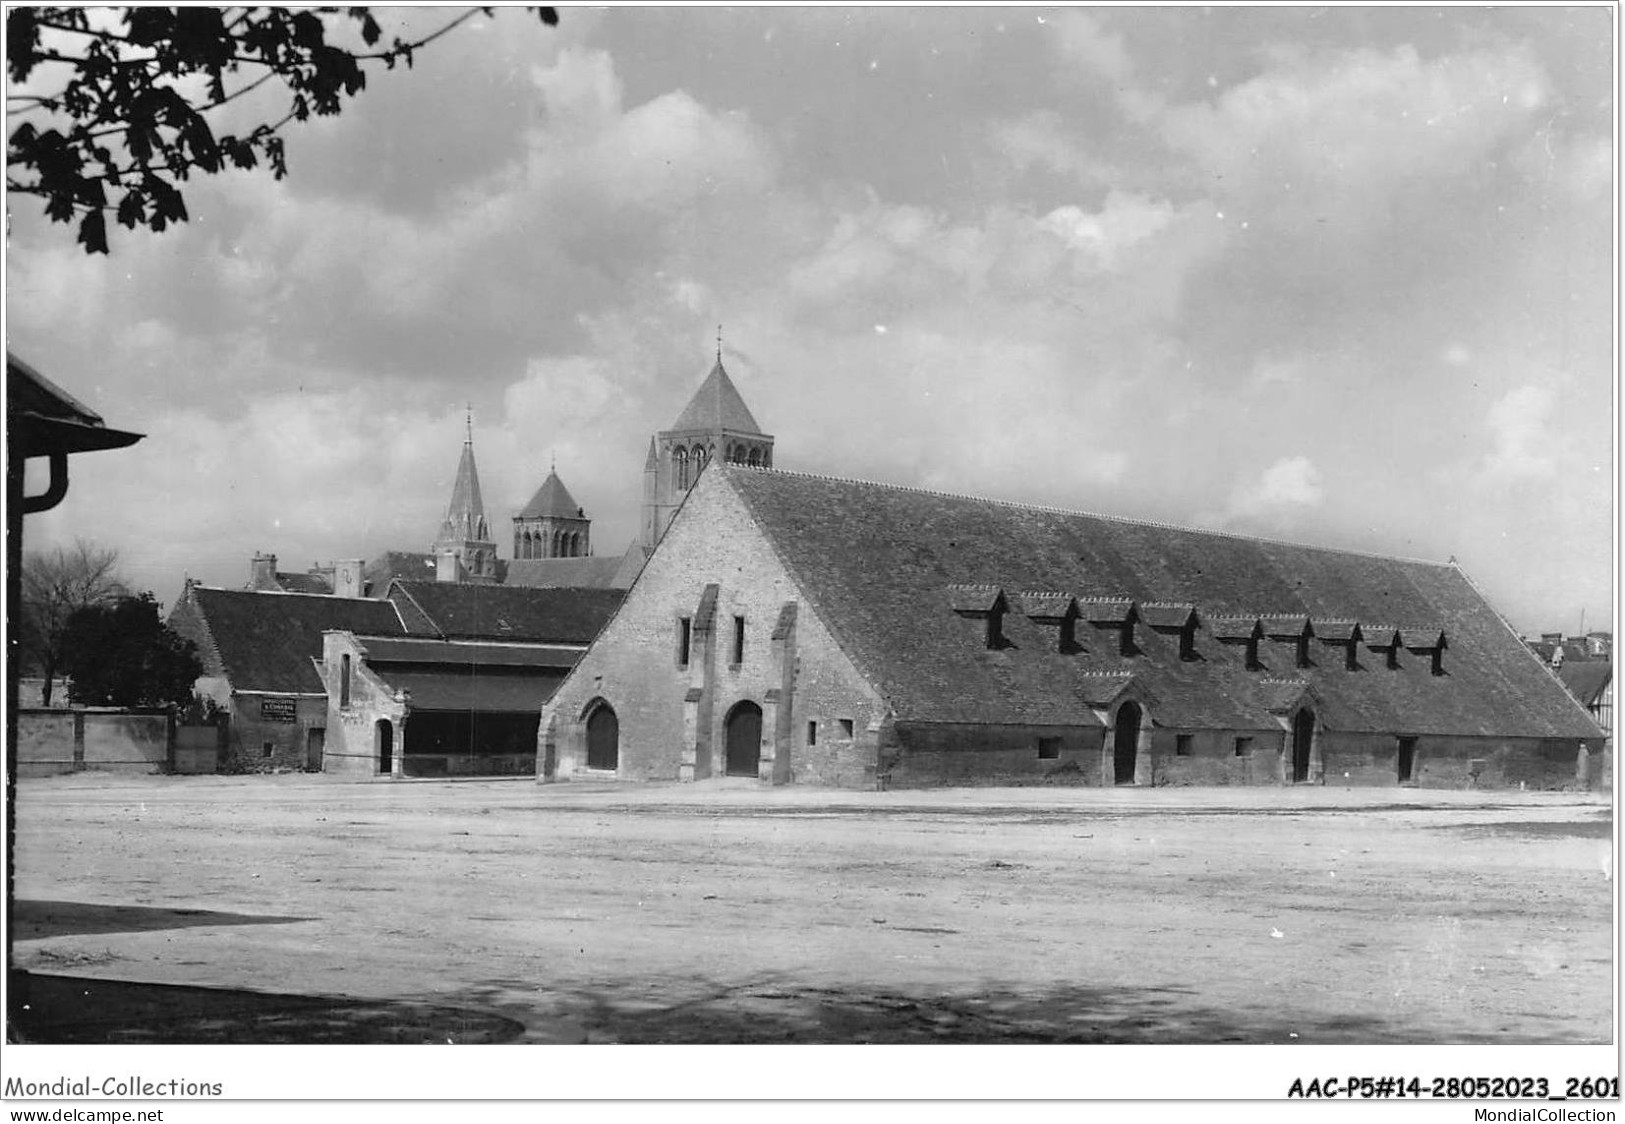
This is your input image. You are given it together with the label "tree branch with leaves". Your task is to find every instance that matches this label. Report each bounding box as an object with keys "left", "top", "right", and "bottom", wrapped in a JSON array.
[{"left": 7, "top": 5, "right": 557, "bottom": 253}]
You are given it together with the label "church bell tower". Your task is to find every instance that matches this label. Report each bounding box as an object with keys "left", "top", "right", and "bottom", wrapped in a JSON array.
[{"left": 640, "top": 336, "right": 774, "bottom": 550}]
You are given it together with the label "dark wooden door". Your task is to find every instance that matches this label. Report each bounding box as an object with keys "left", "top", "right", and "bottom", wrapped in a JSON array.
[
  {"left": 1113, "top": 702, "right": 1140, "bottom": 784},
  {"left": 305, "top": 728, "right": 325, "bottom": 771},
  {"left": 587, "top": 705, "right": 619, "bottom": 771},
  {"left": 725, "top": 701, "right": 762, "bottom": 777},
  {"left": 1292, "top": 710, "right": 1314, "bottom": 783}
]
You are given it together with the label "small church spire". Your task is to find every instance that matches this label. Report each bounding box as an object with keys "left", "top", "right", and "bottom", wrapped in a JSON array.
[
  {"left": 716, "top": 323, "right": 723, "bottom": 363},
  {"left": 465, "top": 403, "right": 473, "bottom": 444}
]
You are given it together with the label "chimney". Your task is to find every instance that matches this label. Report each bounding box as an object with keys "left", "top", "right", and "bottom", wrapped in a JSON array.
[
  {"left": 248, "top": 552, "right": 278, "bottom": 591},
  {"left": 333, "top": 559, "right": 365, "bottom": 599},
  {"left": 435, "top": 550, "right": 462, "bottom": 583}
]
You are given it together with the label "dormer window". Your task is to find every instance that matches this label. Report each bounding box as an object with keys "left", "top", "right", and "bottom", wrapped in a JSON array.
[
  {"left": 1020, "top": 592, "right": 1080, "bottom": 653},
  {"left": 1315, "top": 620, "right": 1363, "bottom": 671},
  {"left": 1080, "top": 597, "right": 1137, "bottom": 657},
  {"left": 1142, "top": 603, "right": 1199, "bottom": 662},
  {"left": 948, "top": 584, "right": 1009, "bottom": 650},
  {"left": 1401, "top": 628, "right": 1448, "bottom": 676},
  {"left": 1262, "top": 615, "right": 1314, "bottom": 670},
  {"left": 1364, "top": 627, "right": 1402, "bottom": 670},
  {"left": 1210, "top": 616, "right": 1264, "bottom": 670}
]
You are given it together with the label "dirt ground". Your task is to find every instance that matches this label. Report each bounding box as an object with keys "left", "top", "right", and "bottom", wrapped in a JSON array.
[{"left": 7, "top": 774, "right": 1615, "bottom": 1044}]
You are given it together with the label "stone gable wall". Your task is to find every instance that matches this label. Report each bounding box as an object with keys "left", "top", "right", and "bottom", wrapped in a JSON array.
[{"left": 543, "top": 472, "right": 883, "bottom": 786}]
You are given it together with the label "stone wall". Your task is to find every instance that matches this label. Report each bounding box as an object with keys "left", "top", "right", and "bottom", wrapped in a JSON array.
[
  {"left": 222, "top": 694, "right": 326, "bottom": 773},
  {"left": 322, "top": 631, "right": 407, "bottom": 778},
  {"left": 17, "top": 709, "right": 170, "bottom": 775},
  {"left": 542, "top": 473, "right": 883, "bottom": 786},
  {"left": 885, "top": 723, "right": 1105, "bottom": 788}
]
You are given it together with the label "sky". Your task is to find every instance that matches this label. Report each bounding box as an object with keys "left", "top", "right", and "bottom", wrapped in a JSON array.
[{"left": 6, "top": 5, "right": 1615, "bottom": 636}]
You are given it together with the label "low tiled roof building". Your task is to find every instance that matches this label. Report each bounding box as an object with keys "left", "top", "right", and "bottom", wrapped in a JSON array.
[
  {"left": 540, "top": 465, "right": 1604, "bottom": 790},
  {"left": 168, "top": 584, "right": 405, "bottom": 772}
]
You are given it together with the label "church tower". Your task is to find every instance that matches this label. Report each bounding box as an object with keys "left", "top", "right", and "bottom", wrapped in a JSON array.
[
  {"left": 513, "top": 465, "right": 591, "bottom": 559},
  {"left": 431, "top": 415, "right": 499, "bottom": 583},
  {"left": 641, "top": 343, "right": 774, "bottom": 550}
]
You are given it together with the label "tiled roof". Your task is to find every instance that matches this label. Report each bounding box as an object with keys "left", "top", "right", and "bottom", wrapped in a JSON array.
[
  {"left": 1401, "top": 627, "right": 1447, "bottom": 650},
  {"left": 167, "top": 587, "right": 403, "bottom": 694},
  {"left": 1208, "top": 616, "right": 1263, "bottom": 641},
  {"left": 947, "top": 584, "right": 1004, "bottom": 614},
  {"left": 667, "top": 358, "right": 764, "bottom": 435},
  {"left": 718, "top": 467, "right": 1601, "bottom": 737},
  {"left": 1260, "top": 614, "right": 1312, "bottom": 638},
  {"left": 8, "top": 352, "right": 144, "bottom": 458},
  {"left": 1018, "top": 592, "right": 1078, "bottom": 621},
  {"left": 386, "top": 580, "right": 622, "bottom": 644},
  {"left": 1078, "top": 597, "right": 1135, "bottom": 624},
  {"left": 1557, "top": 661, "right": 1613, "bottom": 708},
  {"left": 517, "top": 470, "right": 582, "bottom": 520},
  {"left": 368, "top": 667, "right": 562, "bottom": 712},
  {"left": 1313, "top": 620, "right": 1362, "bottom": 643},
  {"left": 1362, "top": 627, "right": 1402, "bottom": 649},
  {"left": 505, "top": 556, "right": 626, "bottom": 590},
  {"left": 356, "top": 636, "right": 581, "bottom": 669},
  {"left": 1140, "top": 602, "right": 1197, "bottom": 630}
]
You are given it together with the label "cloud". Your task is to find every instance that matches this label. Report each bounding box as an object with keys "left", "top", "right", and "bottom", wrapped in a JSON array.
[
  {"left": 1482, "top": 384, "right": 1558, "bottom": 482},
  {"left": 1219, "top": 457, "right": 1326, "bottom": 528},
  {"left": 1158, "top": 43, "right": 1552, "bottom": 226},
  {"left": 1050, "top": 11, "right": 1135, "bottom": 86}
]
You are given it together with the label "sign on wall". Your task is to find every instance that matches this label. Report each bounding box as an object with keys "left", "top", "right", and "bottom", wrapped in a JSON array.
[{"left": 260, "top": 697, "right": 298, "bottom": 724}]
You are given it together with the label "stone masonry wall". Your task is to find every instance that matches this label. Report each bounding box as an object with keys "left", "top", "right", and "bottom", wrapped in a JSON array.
[
  {"left": 542, "top": 471, "right": 884, "bottom": 786},
  {"left": 321, "top": 631, "right": 408, "bottom": 778}
]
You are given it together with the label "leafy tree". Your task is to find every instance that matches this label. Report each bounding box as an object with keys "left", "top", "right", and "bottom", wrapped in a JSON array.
[
  {"left": 7, "top": 5, "right": 558, "bottom": 253},
  {"left": 16, "top": 538, "right": 127, "bottom": 706},
  {"left": 59, "top": 592, "right": 203, "bottom": 709}
]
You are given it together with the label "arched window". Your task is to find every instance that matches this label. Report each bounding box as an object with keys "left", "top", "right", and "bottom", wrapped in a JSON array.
[
  {"left": 569, "top": 532, "right": 580, "bottom": 557},
  {"left": 674, "top": 447, "right": 689, "bottom": 490},
  {"left": 748, "top": 447, "right": 762, "bottom": 466},
  {"left": 551, "top": 530, "right": 562, "bottom": 558}
]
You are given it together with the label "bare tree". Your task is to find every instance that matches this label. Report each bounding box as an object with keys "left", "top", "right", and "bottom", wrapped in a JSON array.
[{"left": 17, "top": 539, "right": 128, "bottom": 706}]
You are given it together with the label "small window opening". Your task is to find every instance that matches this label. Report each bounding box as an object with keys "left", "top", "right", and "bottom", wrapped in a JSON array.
[
  {"left": 1234, "top": 736, "right": 1254, "bottom": 758},
  {"left": 1037, "top": 736, "right": 1061, "bottom": 760},
  {"left": 1176, "top": 734, "right": 1193, "bottom": 757},
  {"left": 839, "top": 718, "right": 855, "bottom": 738},
  {"left": 262, "top": 742, "right": 275, "bottom": 759},
  {"left": 340, "top": 653, "right": 351, "bottom": 708},
  {"left": 677, "top": 617, "right": 692, "bottom": 667},
  {"left": 732, "top": 615, "right": 746, "bottom": 665},
  {"left": 807, "top": 720, "right": 818, "bottom": 746}
]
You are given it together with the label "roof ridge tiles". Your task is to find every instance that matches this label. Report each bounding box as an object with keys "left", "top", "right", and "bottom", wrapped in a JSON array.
[{"left": 720, "top": 464, "right": 1454, "bottom": 568}]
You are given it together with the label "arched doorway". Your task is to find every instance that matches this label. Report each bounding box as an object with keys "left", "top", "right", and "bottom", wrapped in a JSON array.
[
  {"left": 586, "top": 703, "right": 619, "bottom": 772},
  {"left": 1113, "top": 702, "right": 1141, "bottom": 785},
  {"left": 725, "top": 700, "right": 763, "bottom": 777},
  {"left": 376, "top": 720, "right": 393, "bottom": 775},
  {"left": 1292, "top": 709, "right": 1315, "bottom": 783}
]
